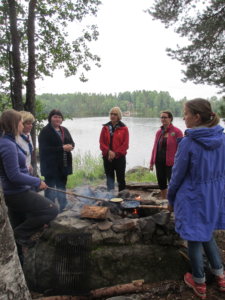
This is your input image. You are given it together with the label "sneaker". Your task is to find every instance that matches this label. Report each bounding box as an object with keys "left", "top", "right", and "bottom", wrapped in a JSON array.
[
  {"left": 184, "top": 272, "right": 206, "bottom": 299},
  {"left": 216, "top": 273, "right": 225, "bottom": 292}
]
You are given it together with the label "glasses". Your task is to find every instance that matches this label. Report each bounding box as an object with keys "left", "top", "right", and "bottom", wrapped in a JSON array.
[
  {"left": 110, "top": 113, "right": 118, "bottom": 116},
  {"left": 160, "top": 116, "right": 169, "bottom": 119}
]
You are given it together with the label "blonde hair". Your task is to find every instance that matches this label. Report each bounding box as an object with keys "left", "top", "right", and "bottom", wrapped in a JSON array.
[
  {"left": 20, "top": 110, "right": 35, "bottom": 124},
  {"left": 109, "top": 107, "right": 122, "bottom": 120},
  {"left": 0, "top": 109, "right": 22, "bottom": 137},
  {"left": 185, "top": 98, "right": 220, "bottom": 127}
]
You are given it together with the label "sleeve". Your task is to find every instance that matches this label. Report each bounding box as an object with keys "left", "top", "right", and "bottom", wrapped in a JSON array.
[
  {"left": 99, "top": 127, "right": 109, "bottom": 156},
  {"left": 1, "top": 143, "right": 41, "bottom": 187},
  {"left": 38, "top": 127, "right": 63, "bottom": 154},
  {"left": 64, "top": 127, "right": 75, "bottom": 148},
  {"left": 150, "top": 131, "right": 159, "bottom": 167},
  {"left": 115, "top": 127, "right": 129, "bottom": 156},
  {"left": 167, "top": 137, "right": 191, "bottom": 206}
]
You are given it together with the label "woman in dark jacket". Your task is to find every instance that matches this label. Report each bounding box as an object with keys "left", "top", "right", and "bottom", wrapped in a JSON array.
[
  {"left": 39, "top": 109, "right": 75, "bottom": 212},
  {"left": 100, "top": 106, "right": 129, "bottom": 192}
]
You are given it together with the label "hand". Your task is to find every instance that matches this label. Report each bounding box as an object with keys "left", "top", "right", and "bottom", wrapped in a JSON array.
[
  {"left": 167, "top": 204, "right": 174, "bottom": 213},
  {"left": 39, "top": 181, "right": 48, "bottom": 190},
  {"left": 63, "top": 144, "right": 74, "bottom": 152},
  {"left": 149, "top": 165, "right": 154, "bottom": 171},
  {"left": 108, "top": 150, "right": 116, "bottom": 160}
]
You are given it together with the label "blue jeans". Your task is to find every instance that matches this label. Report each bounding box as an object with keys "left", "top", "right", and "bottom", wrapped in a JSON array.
[
  {"left": 188, "top": 237, "right": 224, "bottom": 283},
  {"left": 44, "top": 175, "right": 68, "bottom": 212}
]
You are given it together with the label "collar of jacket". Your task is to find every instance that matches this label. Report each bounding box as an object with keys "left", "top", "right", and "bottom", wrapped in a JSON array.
[{"left": 103, "top": 121, "right": 126, "bottom": 127}]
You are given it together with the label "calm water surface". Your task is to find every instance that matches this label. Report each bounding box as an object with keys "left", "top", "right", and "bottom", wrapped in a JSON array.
[
  {"left": 62, "top": 117, "right": 190, "bottom": 170},
  {"left": 62, "top": 117, "right": 224, "bottom": 170}
]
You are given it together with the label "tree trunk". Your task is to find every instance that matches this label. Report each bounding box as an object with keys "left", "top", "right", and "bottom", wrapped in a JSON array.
[
  {"left": 7, "top": 0, "right": 23, "bottom": 110},
  {"left": 0, "top": 186, "right": 31, "bottom": 299},
  {"left": 25, "top": 0, "right": 37, "bottom": 175}
]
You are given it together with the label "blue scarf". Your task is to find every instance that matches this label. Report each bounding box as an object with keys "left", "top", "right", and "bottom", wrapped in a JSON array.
[{"left": 20, "top": 134, "right": 33, "bottom": 155}]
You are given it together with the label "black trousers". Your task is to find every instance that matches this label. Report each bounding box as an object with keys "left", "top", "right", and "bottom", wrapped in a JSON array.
[
  {"left": 5, "top": 190, "right": 58, "bottom": 240},
  {"left": 103, "top": 156, "right": 126, "bottom": 191},
  {"left": 155, "top": 161, "right": 172, "bottom": 190},
  {"left": 44, "top": 174, "right": 68, "bottom": 211}
]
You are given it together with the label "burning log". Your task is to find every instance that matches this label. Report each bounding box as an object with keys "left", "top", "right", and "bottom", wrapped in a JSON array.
[
  {"left": 80, "top": 205, "right": 110, "bottom": 220},
  {"left": 90, "top": 279, "right": 148, "bottom": 298},
  {"left": 126, "top": 182, "right": 159, "bottom": 190}
]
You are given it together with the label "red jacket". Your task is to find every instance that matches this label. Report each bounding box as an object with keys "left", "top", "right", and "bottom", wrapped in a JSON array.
[
  {"left": 150, "top": 124, "right": 183, "bottom": 167},
  {"left": 100, "top": 121, "right": 129, "bottom": 158}
]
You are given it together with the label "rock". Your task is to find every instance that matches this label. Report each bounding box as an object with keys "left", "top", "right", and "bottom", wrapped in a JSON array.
[
  {"left": 151, "top": 211, "right": 170, "bottom": 226},
  {"left": 112, "top": 219, "right": 138, "bottom": 233},
  {"left": 98, "top": 220, "right": 113, "bottom": 231}
]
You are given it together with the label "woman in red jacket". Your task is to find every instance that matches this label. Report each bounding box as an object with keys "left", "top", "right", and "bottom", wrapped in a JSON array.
[
  {"left": 150, "top": 110, "right": 183, "bottom": 199},
  {"left": 100, "top": 107, "right": 129, "bottom": 192}
]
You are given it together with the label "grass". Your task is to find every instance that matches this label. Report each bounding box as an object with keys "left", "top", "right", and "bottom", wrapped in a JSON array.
[
  {"left": 66, "top": 152, "right": 157, "bottom": 188},
  {"left": 126, "top": 167, "right": 157, "bottom": 183},
  {"left": 67, "top": 151, "right": 105, "bottom": 188}
]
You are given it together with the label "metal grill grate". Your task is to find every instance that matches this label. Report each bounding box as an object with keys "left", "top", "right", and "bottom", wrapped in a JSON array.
[{"left": 51, "top": 232, "right": 92, "bottom": 296}]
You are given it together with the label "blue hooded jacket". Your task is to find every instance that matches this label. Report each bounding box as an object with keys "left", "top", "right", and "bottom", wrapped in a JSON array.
[{"left": 168, "top": 125, "right": 225, "bottom": 241}]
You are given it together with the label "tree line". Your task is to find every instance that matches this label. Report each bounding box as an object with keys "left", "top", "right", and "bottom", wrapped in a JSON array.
[{"left": 37, "top": 90, "right": 225, "bottom": 119}]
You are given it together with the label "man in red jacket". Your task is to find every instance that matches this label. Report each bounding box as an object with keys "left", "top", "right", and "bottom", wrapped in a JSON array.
[{"left": 100, "top": 107, "right": 129, "bottom": 192}]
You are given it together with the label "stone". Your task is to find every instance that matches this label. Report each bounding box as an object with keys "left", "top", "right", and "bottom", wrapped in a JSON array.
[
  {"left": 112, "top": 218, "right": 138, "bottom": 233},
  {"left": 97, "top": 220, "right": 113, "bottom": 231},
  {"left": 151, "top": 211, "right": 170, "bottom": 225}
]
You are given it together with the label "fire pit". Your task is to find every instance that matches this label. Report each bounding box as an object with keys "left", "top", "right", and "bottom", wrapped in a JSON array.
[{"left": 23, "top": 185, "right": 188, "bottom": 296}]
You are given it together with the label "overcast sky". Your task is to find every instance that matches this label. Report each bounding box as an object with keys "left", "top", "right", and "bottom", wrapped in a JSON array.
[{"left": 36, "top": 0, "right": 220, "bottom": 101}]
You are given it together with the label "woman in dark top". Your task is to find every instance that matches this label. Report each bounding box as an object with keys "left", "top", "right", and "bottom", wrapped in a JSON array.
[
  {"left": 39, "top": 109, "right": 75, "bottom": 212},
  {"left": 150, "top": 111, "right": 183, "bottom": 199},
  {"left": 0, "top": 109, "right": 58, "bottom": 248}
]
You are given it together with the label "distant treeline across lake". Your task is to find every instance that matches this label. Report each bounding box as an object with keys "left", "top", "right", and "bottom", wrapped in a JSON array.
[{"left": 37, "top": 90, "right": 224, "bottom": 119}]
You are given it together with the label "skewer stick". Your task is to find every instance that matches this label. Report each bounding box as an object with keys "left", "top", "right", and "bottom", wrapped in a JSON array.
[
  {"left": 46, "top": 187, "right": 168, "bottom": 209},
  {"left": 47, "top": 186, "right": 107, "bottom": 202}
]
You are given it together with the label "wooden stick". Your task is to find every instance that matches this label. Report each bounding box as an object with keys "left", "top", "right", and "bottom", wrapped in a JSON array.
[
  {"left": 47, "top": 187, "right": 107, "bottom": 202},
  {"left": 47, "top": 187, "right": 168, "bottom": 210}
]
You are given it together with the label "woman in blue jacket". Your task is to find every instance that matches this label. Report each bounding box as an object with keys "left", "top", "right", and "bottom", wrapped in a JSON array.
[
  {"left": 0, "top": 109, "right": 58, "bottom": 248},
  {"left": 168, "top": 99, "right": 225, "bottom": 299}
]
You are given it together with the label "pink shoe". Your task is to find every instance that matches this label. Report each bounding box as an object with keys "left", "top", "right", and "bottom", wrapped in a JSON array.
[
  {"left": 184, "top": 272, "right": 206, "bottom": 299},
  {"left": 216, "top": 273, "right": 225, "bottom": 292}
]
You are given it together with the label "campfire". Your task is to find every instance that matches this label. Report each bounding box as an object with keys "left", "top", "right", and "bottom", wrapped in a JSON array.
[{"left": 23, "top": 185, "right": 188, "bottom": 297}]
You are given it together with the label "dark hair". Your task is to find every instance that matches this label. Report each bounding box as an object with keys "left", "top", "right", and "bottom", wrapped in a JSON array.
[
  {"left": 0, "top": 109, "right": 22, "bottom": 137},
  {"left": 185, "top": 98, "right": 220, "bottom": 127},
  {"left": 160, "top": 110, "right": 173, "bottom": 122},
  {"left": 48, "top": 109, "right": 64, "bottom": 123}
]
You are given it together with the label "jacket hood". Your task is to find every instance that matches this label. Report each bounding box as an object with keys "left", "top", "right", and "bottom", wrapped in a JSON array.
[{"left": 185, "top": 125, "right": 224, "bottom": 150}]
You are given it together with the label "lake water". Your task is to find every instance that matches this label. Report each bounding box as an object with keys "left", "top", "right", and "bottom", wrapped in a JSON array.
[{"left": 62, "top": 116, "right": 190, "bottom": 170}]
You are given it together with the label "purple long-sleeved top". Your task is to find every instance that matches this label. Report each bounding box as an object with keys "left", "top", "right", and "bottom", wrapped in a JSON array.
[{"left": 0, "top": 135, "right": 41, "bottom": 195}]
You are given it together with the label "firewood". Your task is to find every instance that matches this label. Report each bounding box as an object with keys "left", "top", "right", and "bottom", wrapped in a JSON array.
[
  {"left": 80, "top": 205, "right": 109, "bottom": 219},
  {"left": 126, "top": 182, "right": 159, "bottom": 189},
  {"left": 91, "top": 279, "right": 147, "bottom": 298}
]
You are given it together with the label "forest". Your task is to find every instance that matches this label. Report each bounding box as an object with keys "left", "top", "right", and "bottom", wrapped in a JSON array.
[{"left": 37, "top": 90, "right": 225, "bottom": 119}]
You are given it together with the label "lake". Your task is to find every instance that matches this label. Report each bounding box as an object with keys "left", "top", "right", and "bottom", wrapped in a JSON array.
[{"left": 62, "top": 116, "right": 190, "bottom": 170}]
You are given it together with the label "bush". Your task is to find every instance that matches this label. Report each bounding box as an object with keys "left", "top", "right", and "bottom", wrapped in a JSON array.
[{"left": 67, "top": 151, "right": 104, "bottom": 188}]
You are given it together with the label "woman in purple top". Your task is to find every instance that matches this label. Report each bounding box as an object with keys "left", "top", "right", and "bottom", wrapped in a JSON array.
[
  {"left": 0, "top": 109, "right": 58, "bottom": 248},
  {"left": 168, "top": 99, "right": 225, "bottom": 299}
]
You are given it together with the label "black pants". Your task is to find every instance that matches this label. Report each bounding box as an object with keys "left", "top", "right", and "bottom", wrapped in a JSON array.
[
  {"left": 5, "top": 190, "right": 58, "bottom": 240},
  {"left": 103, "top": 156, "right": 126, "bottom": 191},
  {"left": 155, "top": 162, "right": 172, "bottom": 190},
  {"left": 44, "top": 174, "right": 68, "bottom": 211}
]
